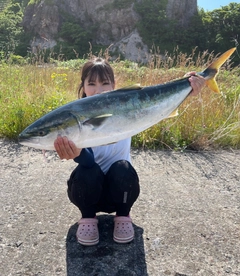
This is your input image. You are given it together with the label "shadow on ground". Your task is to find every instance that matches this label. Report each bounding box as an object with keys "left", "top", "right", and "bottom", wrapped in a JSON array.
[{"left": 66, "top": 215, "right": 148, "bottom": 276}]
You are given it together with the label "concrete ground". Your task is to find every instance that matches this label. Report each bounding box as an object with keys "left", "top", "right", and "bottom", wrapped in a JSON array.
[{"left": 0, "top": 140, "right": 239, "bottom": 276}]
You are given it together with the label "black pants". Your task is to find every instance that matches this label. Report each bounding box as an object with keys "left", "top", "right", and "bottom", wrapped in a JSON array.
[{"left": 67, "top": 160, "right": 140, "bottom": 218}]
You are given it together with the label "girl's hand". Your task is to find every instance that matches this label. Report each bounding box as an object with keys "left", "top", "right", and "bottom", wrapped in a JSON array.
[
  {"left": 185, "top": 71, "right": 205, "bottom": 96},
  {"left": 54, "top": 136, "right": 81, "bottom": 160}
]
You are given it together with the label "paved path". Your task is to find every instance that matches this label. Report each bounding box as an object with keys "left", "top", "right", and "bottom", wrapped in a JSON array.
[{"left": 0, "top": 140, "right": 239, "bottom": 275}]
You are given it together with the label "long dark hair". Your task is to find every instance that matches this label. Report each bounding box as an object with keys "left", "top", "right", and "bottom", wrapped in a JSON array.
[{"left": 78, "top": 57, "right": 115, "bottom": 98}]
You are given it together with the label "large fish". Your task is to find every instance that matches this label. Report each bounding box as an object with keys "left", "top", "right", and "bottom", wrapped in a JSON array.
[{"left": 19, "top": 48, "right": 236, "bottom": 150}]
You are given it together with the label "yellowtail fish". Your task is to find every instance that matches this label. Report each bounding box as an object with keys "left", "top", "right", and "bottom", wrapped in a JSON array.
[{"left": 18, "top": 48, "right": 236, "bottom": 150}]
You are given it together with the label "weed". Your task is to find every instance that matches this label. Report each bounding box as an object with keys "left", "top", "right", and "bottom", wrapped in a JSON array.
[{"left": 0, "top": 50, "right": 239, "bottom": 149}]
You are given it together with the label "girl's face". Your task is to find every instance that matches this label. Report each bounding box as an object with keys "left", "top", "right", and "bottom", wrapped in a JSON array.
[{"left": 83, "top": 76, "right": 115, "bottom": 97}]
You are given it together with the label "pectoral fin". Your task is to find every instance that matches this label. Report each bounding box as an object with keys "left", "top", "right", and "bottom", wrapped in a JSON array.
[{"left": 83, "top": 114, "right": 112, "bottom": 127}]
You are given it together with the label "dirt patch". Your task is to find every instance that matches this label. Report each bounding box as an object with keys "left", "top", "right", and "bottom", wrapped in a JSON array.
[{"left": 0, "top": 139, "right": 239, "bottom": 276}]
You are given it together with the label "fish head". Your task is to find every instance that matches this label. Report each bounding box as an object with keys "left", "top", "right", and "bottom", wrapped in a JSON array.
[{"left": 18, "top": 110, "right": 81, "bottom": 150}]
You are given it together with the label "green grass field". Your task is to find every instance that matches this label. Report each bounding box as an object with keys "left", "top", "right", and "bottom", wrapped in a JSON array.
[{"left": 0, "top": 50, "right": 239, "bottom": 150}]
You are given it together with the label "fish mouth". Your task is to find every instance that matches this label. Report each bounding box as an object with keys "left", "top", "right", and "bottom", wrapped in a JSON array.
[{"left": 18, "top": 133, "right": 40, "bottom": 146}]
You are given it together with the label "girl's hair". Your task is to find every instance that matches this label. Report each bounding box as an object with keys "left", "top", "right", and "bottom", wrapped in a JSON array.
[{"left": 78, "top": 57, "right": 115, "bottom": 98}]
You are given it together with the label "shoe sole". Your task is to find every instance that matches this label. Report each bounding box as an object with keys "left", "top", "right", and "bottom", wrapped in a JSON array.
[
  {"left": 77, "top": 236, "right": 99, "bottom": 246},
  {"left": 113, "top": 234, "right": 134, "bottom": 244}
]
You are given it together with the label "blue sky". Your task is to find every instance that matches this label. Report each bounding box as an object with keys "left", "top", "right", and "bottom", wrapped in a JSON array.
[{"left": 198, "top": 0, "right": 240, "bottom": 11}]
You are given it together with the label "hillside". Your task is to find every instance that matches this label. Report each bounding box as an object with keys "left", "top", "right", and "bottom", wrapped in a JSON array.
[{"left": 22, "top": 0, "right": 197, "bottom": 61}]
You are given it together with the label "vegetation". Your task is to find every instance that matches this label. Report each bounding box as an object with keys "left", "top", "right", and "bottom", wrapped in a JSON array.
[
  {"left": 135, "top": 1, "right": 240, "bottom": 65},
  {"left": 134, "top": 0, "right": 171, "bottom": 49},
  {"left": 0, "top": 1, "right": 239, "bottom": 150},
  {"left": 0, "top": 49, "right": 239, "bottom": 150},
  {"left": 0, "top": 0, "right": 30, "bottom": 56},
  {"left": 102, "top": 0, "right": 134, "bottom": 11}
]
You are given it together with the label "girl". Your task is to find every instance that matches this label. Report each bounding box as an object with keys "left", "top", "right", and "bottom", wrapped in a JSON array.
[{"left": 54, "top": 57, "right": 205, "bottom": 246}]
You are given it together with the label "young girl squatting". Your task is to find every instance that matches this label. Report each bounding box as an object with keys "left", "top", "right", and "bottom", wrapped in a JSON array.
[{"left": 54, "top": 58, "right": 205, "bottom": 246}]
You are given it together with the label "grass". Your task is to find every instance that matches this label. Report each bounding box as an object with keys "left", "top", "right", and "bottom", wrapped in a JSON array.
[{"left": 0, "top": 49, "right": 239, "bottom": 150}]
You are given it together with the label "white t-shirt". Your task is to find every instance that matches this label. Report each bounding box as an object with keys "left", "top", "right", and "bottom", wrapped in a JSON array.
[{"left": 92, "top": 138, "right": 131, "bottom": 174}]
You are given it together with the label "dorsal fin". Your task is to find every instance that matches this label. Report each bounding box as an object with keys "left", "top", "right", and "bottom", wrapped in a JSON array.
[{"left": 118, "top": 84, "right": 142, "bottom": 91}]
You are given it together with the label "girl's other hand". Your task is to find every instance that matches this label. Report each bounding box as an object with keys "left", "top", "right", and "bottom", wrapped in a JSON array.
[{"left": 54, "top": 136, "right": 81, "bottom": 160}]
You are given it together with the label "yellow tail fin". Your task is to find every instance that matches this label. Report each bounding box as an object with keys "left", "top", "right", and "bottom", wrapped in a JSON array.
[{"left": 204, "top": 47, "right": 236, "bottom": 93}]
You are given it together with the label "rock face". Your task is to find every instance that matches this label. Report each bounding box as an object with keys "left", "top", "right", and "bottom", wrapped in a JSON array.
[
  {"left": 111, "top": 30, "right": 149, "bottom": 63},
  {"left": 22, "top": 0, "right": 197, "bottom": 61},
  {"left": 166, "top": 0, "right": 197, "bottom": 26}
]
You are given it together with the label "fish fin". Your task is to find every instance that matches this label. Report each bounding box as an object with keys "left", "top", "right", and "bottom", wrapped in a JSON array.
[
  {"left": 205, "top": 79, "right": 220, "bottom": 93},
  {"left": 83, "top": 114, "right": 112, "bottom": 127},
  {"left": 208, "top": 48, "right": 236, "bottom": 70},
  {"left": 168, "top": 109, "right": 179, "bottom": 118},
  {"left": 102, "top": 141, "right": 117, "bottom": 146},
  {"left": 201, "top": 47, "right": 236, "bottom": 93},
  {"left": 118, "top": 84, "right": 142, "bottom": 91}
]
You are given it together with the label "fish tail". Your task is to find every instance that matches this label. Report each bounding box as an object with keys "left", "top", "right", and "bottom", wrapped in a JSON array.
[{"left": 202, "top": 47, "right": 236, "bottom": 93}]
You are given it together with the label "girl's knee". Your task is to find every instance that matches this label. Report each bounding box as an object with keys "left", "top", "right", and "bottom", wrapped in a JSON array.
[
  {"left": 106, "top": 160, "right": 140, "bottom": 201},
  {"left": 107, "top": 160, "right": 139, "bottom": 184},
  {"left": 67, "top": 163, "right": 105, "bottom": 206}
]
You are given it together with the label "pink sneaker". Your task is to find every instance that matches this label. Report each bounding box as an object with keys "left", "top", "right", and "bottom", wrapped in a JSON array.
[
  {"left": 113, "top": 216, "right": 134, "bottom": 243},
  {"left": 76, "top": 218, "right": 99, "bottom": 246}
]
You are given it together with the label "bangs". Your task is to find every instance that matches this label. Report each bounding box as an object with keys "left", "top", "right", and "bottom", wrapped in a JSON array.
[{"left": 87, "top": 64, "right": 114, "bottom": 83}]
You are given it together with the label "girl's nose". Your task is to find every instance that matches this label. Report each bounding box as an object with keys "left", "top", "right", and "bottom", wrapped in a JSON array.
[{"left": 95, "top": 85, "right": 104, "bottom": 94}]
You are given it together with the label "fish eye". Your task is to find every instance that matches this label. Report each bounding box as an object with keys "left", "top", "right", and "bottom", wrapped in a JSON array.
[{"left": 37, "top": 130, "right": 47, "bottom": 136}]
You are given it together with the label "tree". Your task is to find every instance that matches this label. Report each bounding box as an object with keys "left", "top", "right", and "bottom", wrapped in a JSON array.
[
  {"left": 201, "top": 3, "right": 240, "bottom": 54},
  {"left": 56, "top": 21, "right": 97, "bottom": 59},
  {"left": 0, "top": 3, "right": 24, "bottom": 54}
]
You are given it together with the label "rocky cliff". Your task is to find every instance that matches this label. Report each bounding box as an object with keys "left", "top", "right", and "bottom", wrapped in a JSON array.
[{"left": 22, "top": 0, "right": 197, "bottom": 62}]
